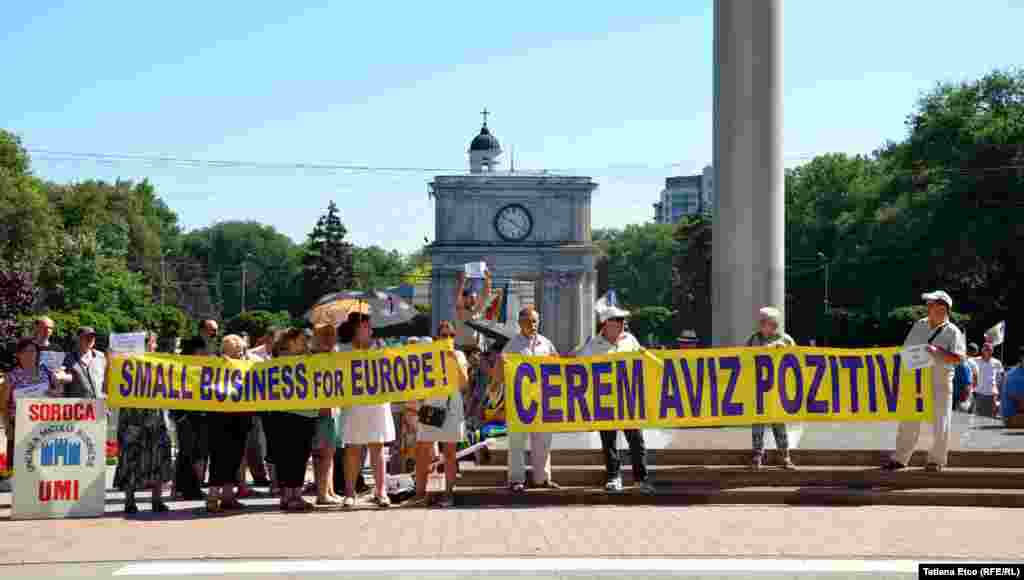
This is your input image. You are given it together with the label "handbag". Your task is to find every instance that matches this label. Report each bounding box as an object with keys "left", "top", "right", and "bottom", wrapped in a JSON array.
[{"left": 418, "top": 397, "right": 451, "bottom": 429}]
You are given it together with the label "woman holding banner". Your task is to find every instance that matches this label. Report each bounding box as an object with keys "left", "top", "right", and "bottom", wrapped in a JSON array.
[
  {"left": 410, "top": 322, "right": 467, "bottom": 508},
  {"left": 340, "top": 312, "right": 395, "bottom": 508},
  {"left": 746, "top": 307, "right": 797, "bottom": 470},
  {"left": 2, "top": 337, "right": 70, "bottom": 491},
  {"left": 204, "top": 334, "right": 254, "bottom": 512},
  {"left": 114, "top": 331, "right": 174, "bottom": 514},
  {"left": 268, "top": 328, "right": 318, "bottom": 512},
  {"left": 312, "top": 323, "right": 344, "bottom": 506}
]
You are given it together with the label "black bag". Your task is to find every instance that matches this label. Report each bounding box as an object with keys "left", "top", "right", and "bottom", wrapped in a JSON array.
[{"left": 418, "top": 398, "right": 450, "bottom": 429}]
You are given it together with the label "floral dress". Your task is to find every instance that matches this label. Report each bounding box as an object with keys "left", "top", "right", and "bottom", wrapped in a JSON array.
[{"left": 113, "top": 408, "right": 173, "bottom": 490}]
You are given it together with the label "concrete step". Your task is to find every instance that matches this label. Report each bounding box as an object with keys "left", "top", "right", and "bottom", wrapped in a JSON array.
[
  {"left": 457, "top": 464, "right": 1024, "bottom": 489},
  {"left": 478, "top": 448, "right": 1024, "bottom": 468},
  {"left": 452, "top": 484, "right": 1024, "bottom": 508}
]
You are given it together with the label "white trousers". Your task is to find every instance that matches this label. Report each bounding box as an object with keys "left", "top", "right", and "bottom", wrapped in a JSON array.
[
  {"left": 507, "top": 431, "right": 552, "bottom": 485},
  {"left": 894, "top": 383, "right": 953, "bottom": 466}
]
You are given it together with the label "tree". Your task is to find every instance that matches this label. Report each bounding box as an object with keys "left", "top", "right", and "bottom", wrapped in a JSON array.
[
  {"left": 225, "top": 310, "right": 294, "bottom": 339},
  {"left": 0, "top": 130, "right": 60, "bottom": 270},
  {"left": 182, "top": 221, "right": 303, "bottom": 317},
  {"left": 0, "top": 271, "right": 36, "bottom": 347},
  {"left": 302, "top": 201, "right": 354, "bottom": 305},
  {"left": 353, "top": 245, "right": 412, "bottom": 289},
  {"left": 629, "top": 306, "right": 675, "bottom": 346},
  {"left": 672, "top": 216, "right": 712, "bottom": 345},
  {"left": 601, "top": 223, "right": 680, "bottom": 308}
]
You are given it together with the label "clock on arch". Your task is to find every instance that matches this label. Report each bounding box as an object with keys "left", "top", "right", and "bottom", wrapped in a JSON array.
[{"left": 494, "top": 203, "right": 533, "bottom": 242}]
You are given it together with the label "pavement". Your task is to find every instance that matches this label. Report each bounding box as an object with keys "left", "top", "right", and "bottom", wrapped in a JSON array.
[{"left": 1, "top": 411, "right": 1021, "bottom": 579}]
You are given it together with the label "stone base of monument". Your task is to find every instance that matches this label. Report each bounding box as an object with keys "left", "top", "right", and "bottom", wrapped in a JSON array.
[{"left": 454, "top": 449, "right": 1024, "bottom": 508}]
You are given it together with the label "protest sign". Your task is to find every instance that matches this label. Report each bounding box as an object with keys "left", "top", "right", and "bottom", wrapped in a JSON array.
[
  {"left": 38, "top": 351, "right": 65, "bottom": 373},
  {"left": 464, "top": 261, "right": 487, "bottom": 278},
  {"left": 105, "top": 340, "right": 462, "bottom": 412},
  {"left": 109, "top": 332, "right": 146, "bottom": 354},
  {"left": 12, "top": 398, "right": 107, "bottom": 519},
  {"left": 503, "top": 347, "right": 930, "bottom": 432},
  {"left": 899, "top": 344, "right": 933, "bottom": 371}
]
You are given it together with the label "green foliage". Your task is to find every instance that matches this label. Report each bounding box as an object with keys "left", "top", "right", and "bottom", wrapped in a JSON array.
[
  {"left": 225, "top": 310, "right": 293, "bottom": 338},
  {"left": 302, "top": 201, "right": 354, "bottom": 305},
  {"left": 600, "top": 223, "right": 680, "bottom": 309},
  {"left": 141, "top": 305, "right": 194, "bottom": 340},
  {"left": 0, "top": 131, "right": 59, "bottom": 270},
  {"left": 628, "top": 306, "right": 675, "bottom": 346},
  {"left": 353, "top": 245, "right": 413, "bottom": 289},
  {"left": 182, "top": 220, "right": 303, "bottom": 317}
]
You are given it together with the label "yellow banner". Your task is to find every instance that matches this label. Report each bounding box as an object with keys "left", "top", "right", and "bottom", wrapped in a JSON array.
[
  {"left": 504, "top": 347, "right": 931, "bottom": 432},
  {"left": 106, "top": 341, "right": 461, "bottom": 411}
]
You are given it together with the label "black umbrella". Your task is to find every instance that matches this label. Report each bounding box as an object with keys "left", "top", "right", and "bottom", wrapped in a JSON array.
[{"left": 465, "top": 319, "right": 515, "bottom": 351}]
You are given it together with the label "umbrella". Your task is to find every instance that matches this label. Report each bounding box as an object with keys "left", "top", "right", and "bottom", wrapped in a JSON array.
[
  {"left": 466, "top": 319, "right": 515, "bottom": 350},
  {"left": 307, "top": 290, "right": 417, "bottom": 329},
  {"left": 305, "top": 292, "right": 369, "bottom": 327}
]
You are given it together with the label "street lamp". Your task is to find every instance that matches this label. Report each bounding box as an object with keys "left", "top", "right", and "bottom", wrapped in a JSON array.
[
  {"left": 817, "top": 252, "right": 830, "bottom": 314},
  {"left": 241, "top": 252, "right": 253, "bottom": 313}
]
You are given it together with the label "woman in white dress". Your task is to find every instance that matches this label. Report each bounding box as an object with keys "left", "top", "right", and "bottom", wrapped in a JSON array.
[
  {"left": 411, "top": 321, "right": 467, "bottom": 508},
  {"left": 340, "top": 312, "right": 395, "bottom": 508}
]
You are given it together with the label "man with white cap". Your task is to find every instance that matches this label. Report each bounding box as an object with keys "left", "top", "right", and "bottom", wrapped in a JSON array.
[
  {"left": 884, "top": 290, "right": 966, "bottom": 473},
  {"left": 577, "top": 304, "right": 654, "bottom": 494}
]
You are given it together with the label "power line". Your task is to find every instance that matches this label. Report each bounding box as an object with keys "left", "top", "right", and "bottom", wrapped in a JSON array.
[{"left": 27, "top": 147, "right": 819, "bottom": 179}]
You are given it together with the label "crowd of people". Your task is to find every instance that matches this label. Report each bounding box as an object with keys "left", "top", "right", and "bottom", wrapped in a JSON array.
[{"left": 1, "top": 277, "right": 1021, "bottom": 511}]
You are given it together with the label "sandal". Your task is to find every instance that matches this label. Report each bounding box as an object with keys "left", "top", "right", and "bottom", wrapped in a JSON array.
[
  {"left": 220, "top": 498, "right": 246, "bottom": 511},
  {"left": 316, "top": 496, "right": 344, "bottom": 506},
  {"left": 535, "top": 480, "right": 561, "bottom": 490},
  {"left": 284, "top": 498, "right": 315, "bottom": 512}
]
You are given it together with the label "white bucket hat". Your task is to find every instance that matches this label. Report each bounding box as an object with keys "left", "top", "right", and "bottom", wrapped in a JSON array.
[
  {"left": 598, "top": 306, "right": 631, "bottom": 324},
  {"left": 921, "top": 290, "right": 953, "bottom": 309}
]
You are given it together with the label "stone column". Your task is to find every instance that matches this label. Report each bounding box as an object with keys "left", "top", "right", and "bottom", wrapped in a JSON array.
[
  {"left": 539, "top": 271, "right": 563, "bottom": 351},
  {"left": 711, "top": 0, "right": 784, "bottom": 346},
  {"left": 431, "top": 268, "right": 457, "bottom": 333}
]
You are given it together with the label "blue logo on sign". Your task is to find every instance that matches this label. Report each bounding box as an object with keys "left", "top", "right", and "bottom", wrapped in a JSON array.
[{"left": 40, "top": 438, "right": 82, "bottom": 467}]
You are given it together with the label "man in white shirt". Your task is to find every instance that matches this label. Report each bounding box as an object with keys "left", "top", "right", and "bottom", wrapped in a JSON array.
[
  {"left": 500, "top": 305, "right": 559, "bottom": 492},
  {"left": 974, "top": 342, "right": 1004, "bottom": 418},
  {"left": 963, "top": 343, "right": 980, "bottom": 412},
  {"left": 577, "top": 305, "right": 654, "bottom": 494},
  {"left": 884, "top": 291, "right": 966, "bottom": 473}
]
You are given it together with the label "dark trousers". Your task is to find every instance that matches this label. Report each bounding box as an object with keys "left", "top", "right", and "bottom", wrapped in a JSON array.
[
  {"left": 600, "top": 429, "right": 648, "bottom": 483},
  {"left": 207, "top": 413, "right": 252, "bottom": 486},
  {"left": 273, "top": 413, "right": 316, "bottom": 488},
  {"left": 173, "top": 412, "right": 209, "bottom": 494}
]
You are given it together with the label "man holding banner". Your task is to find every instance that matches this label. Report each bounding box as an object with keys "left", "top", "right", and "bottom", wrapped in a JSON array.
[
  {"left": 501, "top": 305, "right": 559, "bottom": 493},
  {"left": 885, "top": 291, "right": 966, "bottom": 473},
  {"left": 576, "top": 304, "right": 653, "bottom": 494}
]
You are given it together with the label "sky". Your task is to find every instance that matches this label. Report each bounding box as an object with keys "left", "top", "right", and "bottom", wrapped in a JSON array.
[{"left": 2, "top": 1, "right": 1021, "bottom": 253}]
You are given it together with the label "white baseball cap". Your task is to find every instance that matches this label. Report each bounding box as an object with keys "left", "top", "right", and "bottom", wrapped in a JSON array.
[
  {"left": 598, "top": 306, "right": 631, "bottom": 324},
  {"left": 921, "top": 290, "right": 953, "bottom": 309}
]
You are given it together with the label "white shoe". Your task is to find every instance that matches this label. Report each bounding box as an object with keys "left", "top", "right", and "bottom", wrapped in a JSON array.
[
  {"left": 605, "top": 477, "right": 624, "bottom": 493},
  {"left": 342, "top": 496, "right": 356, "bottom": 508}
]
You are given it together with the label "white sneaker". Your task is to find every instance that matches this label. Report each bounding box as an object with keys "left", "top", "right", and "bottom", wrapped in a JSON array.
[
  {"left": 605, "top": 477, "right": 624, "bottom": 493},
  {"left": 342, "top": 496, "right": 356, "bottom": 508}
]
